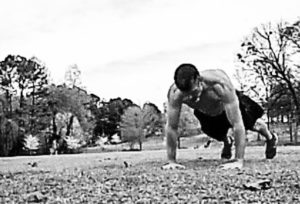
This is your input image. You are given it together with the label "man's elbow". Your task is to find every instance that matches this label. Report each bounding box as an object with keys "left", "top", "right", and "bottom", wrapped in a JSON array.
[{"left": 233, "top": 123, "right": 246, "bottom": 137}]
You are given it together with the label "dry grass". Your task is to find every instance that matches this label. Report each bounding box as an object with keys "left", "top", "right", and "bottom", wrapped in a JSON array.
[{"left": 0, "top": 142, "right": 300, "bottom": 203}]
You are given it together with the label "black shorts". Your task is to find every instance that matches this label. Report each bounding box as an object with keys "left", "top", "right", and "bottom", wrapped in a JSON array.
[{"left": 194, "top": 91, "right": 264, "bottom": 142}]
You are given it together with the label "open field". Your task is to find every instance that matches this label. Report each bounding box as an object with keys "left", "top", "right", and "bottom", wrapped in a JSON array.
[{"left": 0, "top": 142, "right": 300, "bottom": 203}]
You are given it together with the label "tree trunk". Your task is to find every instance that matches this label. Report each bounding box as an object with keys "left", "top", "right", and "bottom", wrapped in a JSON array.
[
  {"left": 66, "top": 115, "right": 74, "bottom": 136},
  {"left": 20, "top": 88, "right": 24, "bottom": 108},
  {"left": 139, "top": 139, "right": 142, "bottom": 151},
  {"left": 52, "top": 114, "right": 58, "bottom": 140},
  {"left": 5, "top": 90, "right": 12, "bottom": 119},
  {"left": 294, "top": 120, "right": 299, "bottom": 144},
  {"left": 286, "top": 81, "right": 300, "bottom": 143},
  {"left": 289, "top": 114, "right": 293, "bottom": 142}
]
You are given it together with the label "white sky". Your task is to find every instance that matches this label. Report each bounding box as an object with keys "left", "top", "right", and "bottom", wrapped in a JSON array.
[{"left": 0, "top": 0, "right": 299, "bottom": 110}]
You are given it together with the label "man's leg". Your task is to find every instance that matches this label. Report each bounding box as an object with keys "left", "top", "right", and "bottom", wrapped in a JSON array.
[
  {"left": 221, "top": 135, "right": 234, "bottom": 159},
  {"left": 252, "top": 118, "right": 278, "bottom": 159},
  {"left": 194, "top": 110, "right": 234, "bottom": 159}
]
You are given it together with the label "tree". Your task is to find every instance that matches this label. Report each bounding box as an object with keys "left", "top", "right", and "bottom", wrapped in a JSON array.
[
  {"left": 141, "top": 102, "right": 162, "bottom": 137},
  {"left": 234, "top": 67, "right": 271, "bottom": 128},
  {"left": 0, "top": 55, "right": 18, "bottom": 118},
  {"left": 64, "top": 64, "right": 83, "bottom": 89},
  {"left": 282, "top": 20, "right": 300, "bottom": 50},
  {"left": 234, "top": 68, "right": 266, "bottom": 103},
  {"left": 45, "top": 84, "right": 96, "bottom": 145},
  {"left": 24, "top": 57, "right": 50, "bottom": 134},
  {"left": 0, "top": 55, "right": 50, "bottom": 134},
  {"left": 267, "top": 83, "right": 299, "bottom": 142},
  {"left": 95, "top": 98, "right": 134, "bottom": 139},
  {"left": 237, "top": 21, "right": 300, "bottom": 143},
  {"left": 120, "top": 105, "right": 144, "bottom": 150},
  {"left": 0, "top": 96, "right": 19, "bottom": 156}
]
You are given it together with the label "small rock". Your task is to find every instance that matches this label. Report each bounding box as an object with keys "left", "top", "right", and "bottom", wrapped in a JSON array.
[
  {"left": 124, "top": 161, "right": 131, "bottom": 168},
  {"left": 27, "top": 162, "right": 38, "bottom": 167}
]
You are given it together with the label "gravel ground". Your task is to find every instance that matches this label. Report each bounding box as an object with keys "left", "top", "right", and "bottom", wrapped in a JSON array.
[{"left": 0, "top": 145, "right": 300, "bottom": 203}]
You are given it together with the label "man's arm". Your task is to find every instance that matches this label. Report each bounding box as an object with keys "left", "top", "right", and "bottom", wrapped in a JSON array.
[
  {"left": 214, "top": 83, "right": 246, "bottom": 169},
  {"left": 162, "top": 87, "right": 186, "bottom": 170},
  {"left": 165, "top": 100, "right": 181, "bottom": 163},
  {"left": 223, "top": 97, "right": 246, "bottom": 160}
]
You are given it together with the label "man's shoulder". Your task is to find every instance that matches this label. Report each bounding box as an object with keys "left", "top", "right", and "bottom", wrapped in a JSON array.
[
  {"left": 167, "top": 84, "right": 183, "bottom": 102},
  {"left": 201, "top": 69, "right": 234, "bottom": 89},
  {"left": 201, "top": 68, "right": 227, "bottom": 75},
  {"left": 201, "top": 69, "right": 230, "bottom": 80}
]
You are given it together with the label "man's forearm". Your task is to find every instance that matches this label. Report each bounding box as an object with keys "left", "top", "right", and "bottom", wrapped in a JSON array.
[
  {"left": 166, "top": 128, "right": 178, "bottom": 162},
  {"left": 233, "top": 125, "right": 246, "bottom": 159}
]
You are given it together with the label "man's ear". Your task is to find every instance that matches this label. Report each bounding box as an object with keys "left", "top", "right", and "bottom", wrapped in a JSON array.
[{"left": 198, "top": 75, "right": 203, "bottom": 81}]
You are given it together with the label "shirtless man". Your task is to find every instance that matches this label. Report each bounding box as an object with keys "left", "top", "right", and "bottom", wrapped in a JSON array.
[{"left": 162, "top": 64, "right": 277, "bottom": 170}]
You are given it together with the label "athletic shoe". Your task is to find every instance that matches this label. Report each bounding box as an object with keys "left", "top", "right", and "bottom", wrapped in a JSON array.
[
  {"left": 265, "top": 133, "right": 278, "bottom": 159},
  {"left": 221, "top": 136, "right": 234, "bottom": 159}
]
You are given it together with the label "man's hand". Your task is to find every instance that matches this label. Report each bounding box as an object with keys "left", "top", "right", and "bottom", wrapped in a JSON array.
[
  {"left": 161, "top": 162, "right": 186, "bottom": 170},
  {"left": 219, "top": 159, "right": 243, "bottom": 170}
]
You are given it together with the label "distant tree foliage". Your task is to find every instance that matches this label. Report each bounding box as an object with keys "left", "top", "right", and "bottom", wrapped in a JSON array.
[
  {"left": 120, "top": 105, "right": 144, "bottom": 150},
  {"left": 0, "top": 54, "right": 166, "bottom": 155},
  {"left": 141, "top": 102, "right": 162, "bottom": 137},
  {"left": 0, "top": 55, "right": 50, "bottom": 134},
  {"left": 94, "top": 98, "right": 134, "bottom": 139},
  {"left": 45, "top": 84, "right": 96, "bottom": 144},
  {"left": 0, "top": 55, "right": 19, "bottom": 117},
  {"left": 0, "top": 96, "right": 19, "bottom": 156},
  {"left": 120, "top": 103, "right": 163, "bottom": 150}
]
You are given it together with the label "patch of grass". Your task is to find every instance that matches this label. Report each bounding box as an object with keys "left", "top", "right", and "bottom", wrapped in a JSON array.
[{"left": 0, "top": 145, "right": 300, "bottom": 203}]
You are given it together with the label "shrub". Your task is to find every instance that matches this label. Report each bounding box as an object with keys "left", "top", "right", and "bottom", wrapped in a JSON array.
[
  {"left": 64, "top": 136, "right": 82, "bottom": 153},
  {"left": 23, "top": 134, "right": 40, "bottom": 155}
]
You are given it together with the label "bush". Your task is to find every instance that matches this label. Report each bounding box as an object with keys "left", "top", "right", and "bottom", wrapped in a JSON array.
[
  {"left": 23, "top": 134, "right": 40, "bottom": 155},
  {"left": 64, "top": 136, "right": 83, "bottom": 154}
]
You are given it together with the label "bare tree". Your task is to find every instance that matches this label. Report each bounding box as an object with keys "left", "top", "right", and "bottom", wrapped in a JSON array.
[{"left": 237, "top": 21, "right": 300, "bottom": 143}]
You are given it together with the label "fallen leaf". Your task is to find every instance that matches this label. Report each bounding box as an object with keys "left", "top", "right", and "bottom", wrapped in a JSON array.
[
  {"left": 26, "top": 191, "right": 46, "bottom": 202},
  {"left": 243, "top": 179, "right": 272, "bottom": 191},
  {"left": 124, "top": 161, "right": 130, "bottom": 168}
]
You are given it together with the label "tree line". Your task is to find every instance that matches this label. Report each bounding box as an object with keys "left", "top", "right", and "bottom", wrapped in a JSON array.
[{"left": 0, "top": 56, "right": 170, "bottom": 156}]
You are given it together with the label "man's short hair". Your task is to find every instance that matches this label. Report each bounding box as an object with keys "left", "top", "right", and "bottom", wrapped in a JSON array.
[{"left": 174, "top": 63, "right": 200, "bottom": 92}]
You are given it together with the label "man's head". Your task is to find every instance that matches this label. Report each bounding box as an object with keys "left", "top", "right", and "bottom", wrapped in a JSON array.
[{"left": 174, "top": 63, "right": 200, "bottom": 92}]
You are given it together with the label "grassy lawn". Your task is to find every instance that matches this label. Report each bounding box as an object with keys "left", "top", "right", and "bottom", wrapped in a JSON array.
[{"left": 0, "top": 136, "right": 300, "bottom": 203}]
